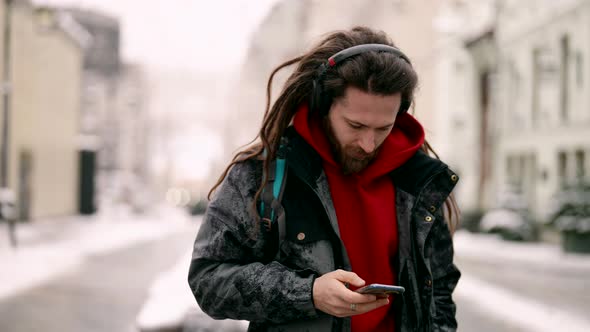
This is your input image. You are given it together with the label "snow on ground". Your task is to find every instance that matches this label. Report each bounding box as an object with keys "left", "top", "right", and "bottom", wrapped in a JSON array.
[
  {"left": 0, "top": 238, "right": 84, "bottom": 301},
  {"left": 0, "top": 205, "right": 192, "bottom": 300},
  {"left": 455, "top": 274, "right": 590, "bottom": 332},
  {"left": 137, "top": 228, "right": 590, "bottom": 331},
  {"left": 10, "top": 216, "right": 584, "bottom": 331},
  {"left": 454, "top": 230, "right": 590, "bottom": 273},
  {"left": 454, "top": 230, "right": 590, "bottom": 332},
  {"left": 136, "top": 251, "right": 196, "bottom": 331},
  {"left": 136, "top": 250, "right": 249, "bottom": 332}
]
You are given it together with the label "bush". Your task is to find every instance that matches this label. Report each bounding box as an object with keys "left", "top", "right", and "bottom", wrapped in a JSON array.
[
  {"left": 188, "top": 200, "right": 208, "bottom": 216},
  {"left": 549, "top": 182, "right": 590, "bottom": 253},
  {"left": 550, "top": 182, "right": 590, "bottom": 233}
]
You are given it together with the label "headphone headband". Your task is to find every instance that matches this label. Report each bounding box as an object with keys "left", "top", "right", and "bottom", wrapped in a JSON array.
[
  {"left": 310, "top": 43, "right": 413, "bottom": 116},
  {"left": 328, "top": 44, "right": 411, "bottom": 67},
  {"left": 317, "top": 44, "right": 411, "bottom": 79}
]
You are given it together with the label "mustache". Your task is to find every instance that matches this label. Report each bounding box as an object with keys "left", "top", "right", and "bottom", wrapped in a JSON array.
[{"left": 346, "top": 146, "right": 376, "bottom": 160}]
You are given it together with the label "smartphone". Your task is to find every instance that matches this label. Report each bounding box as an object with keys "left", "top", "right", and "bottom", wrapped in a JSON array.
[{"left": 355, "top": 283, "right": 405, "bottom": 295}]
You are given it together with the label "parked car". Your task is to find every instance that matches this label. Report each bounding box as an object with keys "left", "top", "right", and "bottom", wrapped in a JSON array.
[
  {"left": 479, "top": 187, "right": 538, "bottom": 241},
  {"left": 479, "top": 208, "right": 536, "bottom": 241}
]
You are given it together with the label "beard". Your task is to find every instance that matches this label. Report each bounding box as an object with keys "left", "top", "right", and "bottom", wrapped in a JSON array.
[{"left": 323, "top": 118, "right": 380, "bottom": 175}]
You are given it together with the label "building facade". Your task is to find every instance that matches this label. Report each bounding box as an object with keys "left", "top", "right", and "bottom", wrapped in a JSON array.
[
  {"left": 494, "top": 0, "right": 590, "bottom": 220},
  {"left": 66, "top": 8, "right": 121, "bottom": 214},
  {"left": 432, "top": 0, "right": 498, "bottom": 213},
  {"left": 437, "top": 0, "right": 590, "bottom": 221},
  {"left": 1, "top": 0, "right": 88, "bottom": 220}
]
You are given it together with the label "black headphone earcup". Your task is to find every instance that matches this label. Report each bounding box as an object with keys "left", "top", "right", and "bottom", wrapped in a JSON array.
[
  {"left": 399, "top": 98, "right": 411, "bottom": 114},
  {"left": 311, "top": 64, "right": 334, "bottom": 116},
  {"left": 311, "top": 78, "right": 331, "bottom": 116}
]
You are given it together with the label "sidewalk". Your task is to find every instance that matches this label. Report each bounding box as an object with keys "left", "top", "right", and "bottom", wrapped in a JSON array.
[
  {"left": 0, "top": 205, "right": 193, "bottom": 300},
  {"left": 453, "top": 230, "right": 590, "bottom": 275},
  {"left": 453, "top": 230, "right": 590, "bottom": 332},
  {"left": 136, "top": 250, "right": 249, "bottom": 332}
]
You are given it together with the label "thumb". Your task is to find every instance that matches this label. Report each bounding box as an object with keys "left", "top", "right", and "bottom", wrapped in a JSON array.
[{"left": 334, "top": 270, "right": 365, "bottom": 287}]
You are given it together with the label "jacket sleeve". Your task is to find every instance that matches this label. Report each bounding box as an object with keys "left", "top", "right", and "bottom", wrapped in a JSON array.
[
  {"left": 187, "top": 163, "right": 319, "bottom": 324},
  {"left": 429, "top": 213, "right": 461, "bottom": 332}
]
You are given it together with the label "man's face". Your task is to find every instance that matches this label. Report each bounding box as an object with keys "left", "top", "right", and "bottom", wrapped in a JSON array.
[{"left": 324, "top": 87, "right": 402, "bottom": 174}]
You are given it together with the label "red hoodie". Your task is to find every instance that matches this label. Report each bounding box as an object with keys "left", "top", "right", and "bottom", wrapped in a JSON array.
[{"left": 293, "top": 104, "right": 425, "bottom": 332}]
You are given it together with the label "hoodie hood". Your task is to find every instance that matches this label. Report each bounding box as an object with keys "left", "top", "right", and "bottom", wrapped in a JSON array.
[{"left": 293, "top": 103, "right": 425, "bottom": 182}]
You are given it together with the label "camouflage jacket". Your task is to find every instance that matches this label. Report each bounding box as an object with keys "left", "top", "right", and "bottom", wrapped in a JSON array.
[{"left": 188, "top": 127, "right": 461, "bottom": 331}]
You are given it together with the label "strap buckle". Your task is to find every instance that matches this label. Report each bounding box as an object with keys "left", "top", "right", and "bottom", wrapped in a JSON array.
[{"left": 262, "top": 217, "right": 272, "bottom": 232}]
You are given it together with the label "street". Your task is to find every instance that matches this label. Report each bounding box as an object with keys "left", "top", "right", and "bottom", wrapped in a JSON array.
[
  {"left": 1, "top": 222, "right": 590, "bottom": 332},
  {"left": 456, "top": 256, "right": 590, "bottom": 321},
  {"left": 456, "top": 298, "right": 528, "bottom": 332},
  {"left": 453, "top": 231, "right": 590, "bottom": 332},
  {"left": 0, "top": 225, "right": 196, "bottom": 332}
]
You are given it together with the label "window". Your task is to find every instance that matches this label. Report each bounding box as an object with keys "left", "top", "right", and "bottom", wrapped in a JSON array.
[
  {"left": 575, "top": 150, "right": 585, "bottom": 180},
  {"left": 508, "top": 61, "right": 522, "bottom": 130},
  {"left": 558, "top": 151, "right": 568, "bottom": 188},
  {"left": 560, "top": 35, "right": 570, "bottom": 122},
  {"left": 532, "top": 48, "right": 541, "bottom": 128},
  {"left": 506, "top": 154, "right": 525, "bottom": 190},
  {"left": 576, "top": 52, "right": 583, "bottom": 88}
]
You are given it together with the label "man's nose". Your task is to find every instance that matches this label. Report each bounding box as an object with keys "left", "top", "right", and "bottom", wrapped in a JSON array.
[{"left": 358, "top": 132, "right": 376, "bottom": 154}]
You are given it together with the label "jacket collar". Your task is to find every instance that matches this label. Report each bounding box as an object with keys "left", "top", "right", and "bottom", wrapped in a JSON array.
[
  {"left": 282, "top": 126, "right": 457, "bottom": 206},
  {"left": 283, "top": 126, "right": 323, "bottom": 189},
  {"left": 390, "top": 149, "right": 448, "bottom": 196}
]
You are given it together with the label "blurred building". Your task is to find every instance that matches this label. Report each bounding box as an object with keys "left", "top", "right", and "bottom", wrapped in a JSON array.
[
  {"left": 438, "top": 0, "right": 590, "bottom": 222},
  {"left": 1, "top": 0, "right": 89, "bottom": 220},
  {"left": 433, "top": 0, "right": 498, "bottom": 215},
  {"left": 494, "top": 0, "right": 590, "bottom": 220},
  {"left": 64, "top": 8, "right": 154, "bottom": 214},
  {"left": 0, "top": 1, "right": 153, "bottom": 222},
  {"left": 65, "top": 7, "right": 120, "bottom": 214},
  {"left": 112, "top": 63, "right": 152, "bottom": 212}
]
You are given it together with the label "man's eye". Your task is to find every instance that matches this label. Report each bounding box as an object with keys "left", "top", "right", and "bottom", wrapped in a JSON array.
[{"left": 349, "top": 123, "right": 362, "bottom": 129}]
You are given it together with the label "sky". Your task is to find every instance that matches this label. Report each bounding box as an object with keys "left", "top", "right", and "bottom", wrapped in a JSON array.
[{"left": 34, "top": 0, "right": 280, "bottom": 73}]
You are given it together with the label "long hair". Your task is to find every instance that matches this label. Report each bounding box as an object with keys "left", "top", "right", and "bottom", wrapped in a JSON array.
[{"left": 209, "top": 26, "right": 460, "bottom": 234}]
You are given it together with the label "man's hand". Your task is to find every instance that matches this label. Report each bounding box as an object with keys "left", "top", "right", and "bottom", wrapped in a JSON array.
[{"left": 312, "top": 270, "right": 389, "bottom": 317}]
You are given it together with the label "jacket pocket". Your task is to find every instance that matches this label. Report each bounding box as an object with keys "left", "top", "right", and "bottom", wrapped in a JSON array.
[{"left": 279, "top": 216, "right": 336, "bottom": 275}]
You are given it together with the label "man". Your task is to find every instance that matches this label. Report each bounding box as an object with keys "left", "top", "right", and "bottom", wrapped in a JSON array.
[{"left": 188, "top": 26, "right": 461, "bottom": 332}]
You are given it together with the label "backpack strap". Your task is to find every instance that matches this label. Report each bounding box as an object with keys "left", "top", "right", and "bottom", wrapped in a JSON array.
[{"left": 259, "top": 138, "right": 289, "bottom": 249}]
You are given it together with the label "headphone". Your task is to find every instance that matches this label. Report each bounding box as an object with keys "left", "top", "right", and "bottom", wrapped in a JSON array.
[{"left": 310, "top": 43, "right": 413, "bottom": 117}]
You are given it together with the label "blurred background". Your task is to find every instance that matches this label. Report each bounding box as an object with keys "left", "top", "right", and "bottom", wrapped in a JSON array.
[{"left": 0, "top": 0, "right": 589, "bottom": 331}]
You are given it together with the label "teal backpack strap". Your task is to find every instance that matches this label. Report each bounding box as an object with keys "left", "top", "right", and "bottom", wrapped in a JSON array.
[{"left": 259, "top": 138, "right": 289, "bottom": 253}]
